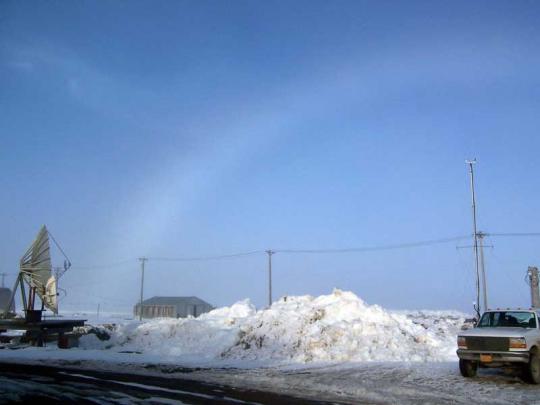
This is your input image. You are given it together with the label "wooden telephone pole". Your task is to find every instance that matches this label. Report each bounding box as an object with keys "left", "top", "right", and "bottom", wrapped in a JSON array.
[
  {"left": 138, "top": 257, "right": 147, "bottom": 321},
  {"left": 266, "top": 250, "right": 275, "bottom": 307}
]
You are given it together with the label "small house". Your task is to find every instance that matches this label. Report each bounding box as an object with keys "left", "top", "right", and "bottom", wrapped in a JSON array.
[{"left": 134, "top": 296, "right": 214, "bottom": 319}]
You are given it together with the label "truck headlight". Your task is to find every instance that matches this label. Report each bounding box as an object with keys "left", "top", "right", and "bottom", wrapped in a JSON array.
[
  {"left": 509, "top": 337, "right": 527, "bottom": 349},
  {"left": 457, "top": 336, "right": 467, "bottom": 349}
]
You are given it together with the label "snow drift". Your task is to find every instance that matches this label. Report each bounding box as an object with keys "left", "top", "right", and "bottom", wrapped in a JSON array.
[{"left": 80, "top": 290, "right": 465, "bottom": 364}]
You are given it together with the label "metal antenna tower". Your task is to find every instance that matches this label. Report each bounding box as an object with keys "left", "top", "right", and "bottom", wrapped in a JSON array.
[{"left": 466, "top": 159, "right": 482, "bottom": 317}]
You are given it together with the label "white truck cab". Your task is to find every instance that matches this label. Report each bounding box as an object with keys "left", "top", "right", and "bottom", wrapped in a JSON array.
[{"left": 457, "top": 309, "right": 540, "bottom": 383}]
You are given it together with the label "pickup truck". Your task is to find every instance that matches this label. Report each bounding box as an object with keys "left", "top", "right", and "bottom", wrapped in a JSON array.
[{"left": 457, "top": 309, "right": 540, "bottom": 383}]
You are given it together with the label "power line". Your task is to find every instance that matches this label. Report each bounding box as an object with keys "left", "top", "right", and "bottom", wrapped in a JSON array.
[
  {"left": 274, "top": 235, "right": 470, "bottom": 254},
  {"left": 70, "top": 259, "right": 136, "bottom": 270},
  {"left": 147, "top": 250, "right": 264, "bottom": 262},
  {"left": 488, "top": 232, "right": 540, "bottom": 237},
  {"left": 49, "top": 232, "right": 540, "bottom": 269}
]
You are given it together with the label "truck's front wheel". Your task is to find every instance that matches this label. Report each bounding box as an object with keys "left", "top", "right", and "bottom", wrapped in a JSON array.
[
  {"left": 524, "top": 351, "right": 540, "bottom": 384},
  {"left": 459, "top": 359, "right": 478, "bottom": 378}
]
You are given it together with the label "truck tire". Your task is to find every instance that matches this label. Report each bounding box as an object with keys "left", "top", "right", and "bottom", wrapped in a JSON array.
[
  {"left": 459, "top": 359, "right": 478, "bottom": 378},
  {"left": 524, "top": 351, "right": 540, "bottom": 384}
]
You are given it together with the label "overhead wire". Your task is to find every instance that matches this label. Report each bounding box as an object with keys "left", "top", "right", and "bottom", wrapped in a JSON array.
[
  {"left": 275, "top": 235, "right": 471, "bottom": 254},
  {"left": 70, "top": 259, "right": 136, "bottom": 270},
  {"left": 28, "top": 231, "right": 540, "bottom": 311},
  {"left": 48, "top": 232, "right": 540, "bottom": 268},
  {"left": 148, "top": 250, "right": 264, "bottom": 262},
  {"left": 488, "top": 232, "right": 540, "bottom": 237}
]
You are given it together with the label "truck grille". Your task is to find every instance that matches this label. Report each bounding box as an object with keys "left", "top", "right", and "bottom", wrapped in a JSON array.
[{"left": 466, "top": 336, "right": 509, "bottom": 351}]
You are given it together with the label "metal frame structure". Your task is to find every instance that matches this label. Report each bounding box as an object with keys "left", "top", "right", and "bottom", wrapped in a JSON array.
[{"left": 0, "top": 226, "right": 84, "bottom": 347}]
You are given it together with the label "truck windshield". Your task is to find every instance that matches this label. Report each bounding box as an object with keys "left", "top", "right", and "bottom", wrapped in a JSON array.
[{"left": 478, "top": 311, "right": 537, "bottom": 328}]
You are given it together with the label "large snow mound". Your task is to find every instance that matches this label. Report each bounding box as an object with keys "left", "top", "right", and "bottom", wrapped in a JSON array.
[{"left": 80, "top": 290, "right": 465, "bottom": 364}]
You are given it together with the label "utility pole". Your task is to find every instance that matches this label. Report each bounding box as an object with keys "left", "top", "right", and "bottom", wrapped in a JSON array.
[
  {"left": 0, "top": 273, "right": 6, "bottom": 288},
  {"left": 138, "top": 257, "right": 147, "bottom": 321},
  {"left": 266, "top": 250, "right": 275, "bottom": 307},
  {"left": 528, "top": 267, "right": 540, "bottom": 308},
  {"left": 477, "top": 232, "right": 488, "bottom": 311},
  {"left": 466, "top": 159, "right": 482, "bottom": 317}
]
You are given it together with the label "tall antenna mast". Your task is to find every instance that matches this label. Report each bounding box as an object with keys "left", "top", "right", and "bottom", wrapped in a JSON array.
[{"left": 466, "top": 159, "right": 481, "bottom": 317}]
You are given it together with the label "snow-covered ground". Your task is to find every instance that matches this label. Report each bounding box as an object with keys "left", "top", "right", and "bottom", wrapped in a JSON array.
[
  {"left": 178, "top": 361, "right": 540, "bottom": 404},
  {"left": 2, "top": 290, "right": 539, "bottom": 403},
  {"left": 1, "top": 289, "right": 467, "bottom": 366}
]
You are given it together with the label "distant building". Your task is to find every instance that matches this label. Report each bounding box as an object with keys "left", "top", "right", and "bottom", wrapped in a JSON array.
[
  {"left": 0, "top": 288, "right": 15, "bottom": 313},
  {"left": 134, "top": 296, "right": 214, "bottom": 319}
]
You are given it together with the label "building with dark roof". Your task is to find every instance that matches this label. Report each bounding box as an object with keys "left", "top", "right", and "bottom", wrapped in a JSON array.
[{"left": 134, "top": 296, "right": 214, "bottom": 319}]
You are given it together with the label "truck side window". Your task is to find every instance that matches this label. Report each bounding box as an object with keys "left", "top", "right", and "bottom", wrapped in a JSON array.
[
  {"left": 478, "top": 312, "right": 494, "bottom": 327},
  {"left": 493, "top": 312, "right": 501, "bottom": 326}
]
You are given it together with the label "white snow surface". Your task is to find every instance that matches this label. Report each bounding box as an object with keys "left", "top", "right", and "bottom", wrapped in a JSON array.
[
  {"left": 5, "top": 291, "right": 538, "bottom": 405},
  {"left": 77, "top": 289, "right": 465, "bottom": 365}
]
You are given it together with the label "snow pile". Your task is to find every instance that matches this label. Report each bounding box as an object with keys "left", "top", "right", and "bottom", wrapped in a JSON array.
[
  {"left": 80, "top": 290, "right": 465, "bottom": 364},
  {"left": 81, "top": 299, "right": 257, "bottom": 361},
  {"left": 222, "top": 290, "right": 463, "bottom": 362}
]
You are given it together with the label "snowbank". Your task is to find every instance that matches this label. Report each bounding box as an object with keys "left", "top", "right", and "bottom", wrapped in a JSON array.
[{"left": 79, "top": 290, "right": 465, "bottom": 364}]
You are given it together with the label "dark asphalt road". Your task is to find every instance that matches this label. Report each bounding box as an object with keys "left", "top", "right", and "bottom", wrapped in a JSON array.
[{"left": 0, "top": 362, "right": 342, "bottom": 405}]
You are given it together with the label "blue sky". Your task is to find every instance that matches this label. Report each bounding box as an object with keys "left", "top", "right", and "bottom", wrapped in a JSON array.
[{"left": 1, "top": 1, "right": 539, "bottom": 313}]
